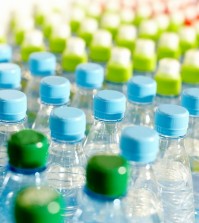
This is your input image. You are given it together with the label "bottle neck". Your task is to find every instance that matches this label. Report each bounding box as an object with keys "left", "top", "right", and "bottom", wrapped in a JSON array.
[{"left": 8, "top": 165, "right": 46, "bottom": 175}]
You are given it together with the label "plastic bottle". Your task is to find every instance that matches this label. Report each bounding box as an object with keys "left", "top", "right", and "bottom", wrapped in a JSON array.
[
  {"left": 123, "top": 75, "right": 157, "bottom": 128},
  {"left": 0, "top": 63, "right": 21, "bottom": 89},
  {"left": 120, "top": 125, "right": 164, "bottom": 222},
  {"left": 0, "top": 44, "right": 12, "bottom": 63},
  {"left": 105, "top": 47, "right": 132, "bottom": 93},
  {"left": 74, "top": 154, "right": 129, "bottom": 223},
  {"left": 181, "top": 88, "right": 199, "bottom": 220},
  {"left": 32, "top": 76, "right": 70, "bottom": 138},
  {"left": 71, "top": 63, "right": 104, "bottom": 135},
  {"left": 0, "top": 89, "right": 27, "bottom": 190},
  {"left": 25, "top": 52, "right": 56, "bottom": 127},
  {"left": 154, "top": 58, "right": 181, "bottom": 105},
  {"left": 0, "top": 129, "right": 49, "bottom": 223},
  {"left": 47, "top": 106, "right": 86, "bottom": 221},
  {"left": 84, "top": 90, "right": 126, "bottom": 158},
  {"left": 14, "top": 186, "right": 64, "bottom": 223},
  {"left": 154, "top": 104, "right": 195, "bottom": 223}
]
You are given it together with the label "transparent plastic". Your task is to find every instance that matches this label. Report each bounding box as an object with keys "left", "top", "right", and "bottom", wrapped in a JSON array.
[
  {"left": 104, "top": 81, "right": 127, "bottom": 94},
  {"left": 155, "top": 95, "right": 180, "bottom": 106}
]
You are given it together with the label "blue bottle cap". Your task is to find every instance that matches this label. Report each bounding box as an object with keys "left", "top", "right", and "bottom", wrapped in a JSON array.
[
  {"left": 75, "top": 63, "right": 104, "bottom": 89},
  {"left": 155, "top": 104, "right": 189, "bottom": 137},
  {"left": 0, "top": 63, "right": 21, "bottom": 89},
  {"left": 29, "top": 52, "right": 56, "bottom": 76},
  {"left": 0, "top": 44, "right": 12, "bottom": 62},
  {"left": 50, "top": 106, "right": 86, "bottom": 142},
  {"left": 127, "top": 75, "right": 157, "bottom": 103},
  {"left": 120, "top": 126, "right": 159, "bottom": 163},
  {"left": 0, "top": 89, "right": 27, "bottom": 121},
  {"left": 94, "top": 90, "right": 126, "bottom": 121},
  {"left": 40, "top": 76, "right": 70, "bottom": 105},
  {"left": 181, "top": 88, "right": 199, "bottom": 116}
]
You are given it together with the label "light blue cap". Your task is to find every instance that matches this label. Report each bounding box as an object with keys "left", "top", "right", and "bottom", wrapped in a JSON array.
[
  {"left": 94, "top": 90, "right": 126, "bottom": 121},
  {"left": 40, "top": 76, "right": 70, "bottom": 105},
  {"left": 29, "top": 52, "right": 56, "bottom": 76},
  {"left": 0, "top": 89, "right": 27, "bottom": 121},
  {"left": 75, "top": 63, "right": 104, "bottom": 89},
  {"left": 127, "top": 76, "right": 157, "bottom": 103},
  {"left": 0, "top": 63, "right": 21, "bottom": 89},
  {"left": 0, "top": 44, "right": 12, "bottom": 62},
  {"left": 181, "top": 88, "right": 199, "bottom": 116},
  {"left": 50, "top": 106, "right": 86, "bottom": 142},
  {"left": 120, "top": 126, "right": 159, "bottom": 163},
  {"left": 155, "top": 104, "right": 189, "bottom": 137}
]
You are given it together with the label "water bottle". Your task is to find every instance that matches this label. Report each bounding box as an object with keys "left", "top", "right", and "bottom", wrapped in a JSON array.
[
  {"left": 105, "top": 46, "right": 132, "bottom": 93},
  {"left": 84, "top": 90, "right": 126, "bottom": 158},
  {"left": 71, "top": 63, "right": 104, "bottom": 135},
  {"left": 74, "top": 154, "right": 129, "bottom": 223},
  {"left": 0, "top": 129, "right": 49, "bottom": 223},
  {"left": 154, "top": 104, "right": 195, "bottom": 223},
  {"left": 0, "top": 89, "right": 27, "bottom": 190},
  {"left": 25, "top": 52, "right": 56, "bottom": 127},
  {"left": 0, "top": 44, "right": 12, "bottom": 63},
  {"left": 14, "top": 186, "right": 64, "bottom": 223},
  {"left": 120, "top": 125, "right": 164, "bottom": 222},
  {"left": 154, "top": 58, "right": 181, "bottom": 105},
  {"left": 123, "top": 75, "right": 156, "bottom": 128},
  {"left": 0, "top": 63, "right": 21, "bottom": 89},
  {"left": 181, "top": 88, "right": 199, "bottom": 220},
  {"left": 47, "top": 106, "right": 86, "bottom": 220}
]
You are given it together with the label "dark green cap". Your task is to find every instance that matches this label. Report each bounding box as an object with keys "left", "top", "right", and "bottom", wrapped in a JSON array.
[
  {"left": 8, "top": 129, "right": 49, "bottom": 169},
  {"left": 14, "top": 186, "right": 64, "bottom": 223},
  {"left": 86, "top": 155, "right": 129, "bottom": 198}
]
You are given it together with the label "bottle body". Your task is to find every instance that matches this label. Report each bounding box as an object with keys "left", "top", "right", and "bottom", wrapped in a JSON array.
[
  {"left": 155, "top": 95, "right": 180, "bottom": 106},
  {"left": 153, "top": 136, "right": 195, "bottom": 223},
  {"left": 104, "top": 81, "right": 127, "bottom": 94}
]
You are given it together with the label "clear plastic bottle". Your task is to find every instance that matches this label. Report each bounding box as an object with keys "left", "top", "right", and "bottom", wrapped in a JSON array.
[
  {"left": 32, "top": 76, "right": 70, "bottom": 138},
  {"left": 14, "top": 186, "right": 64, "bottom": 223},
  {"left": 0, "top": 44, "right": 12, "bottom": 63},
  {"left": 0, "top": 89, "right": 27, "bottom": 191},
  {"left": 71, "top": 63, "right": 104, "bottom": 135},
  {"left": 0, "top": 129, "right": 49, "bottom": 223},
  {"left": 154, "top": 104, "right": 195, "bottom": 223},
  {"left": 84, "top": 90, "right": 126, "bottom": 158},
  {"left": 25, "top": 52, "right": 56, "bottom": 127},
  {"left": 0, "top": 63, "right": 21, "bottom": 89},
  {"left": 123, "top": 75, "right": 157, "bottom": 129},
  {"left": 120, "top": 125, "right": 164, "bottom": 222},
  {"left": 47, "top": 106, "right": 86, "bottom": 221},
  {"left": 181, "top": 88, "right": 199, "bottom": 220},
  {"left": 74, "top": 154, "right": 129, "bottom": 223}
]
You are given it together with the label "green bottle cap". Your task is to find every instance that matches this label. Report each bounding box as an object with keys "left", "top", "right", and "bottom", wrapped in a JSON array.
[
  {"left": 106, "top": 47, "right": 133, "bottom": 83},
  {"left": 86, "top": 155, "right": 129, "bottom": 197},
  {"left": 14, "top": 186, "right": 63, "bottom": 223},
  {"left": 155, "top": 58, "right": 181, "bottom": 96},
  {"left": 8, "top": 129, "right": 49, "bottom": 169}
]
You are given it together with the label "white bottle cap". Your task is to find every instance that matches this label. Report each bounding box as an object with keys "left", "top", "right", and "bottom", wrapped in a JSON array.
[
  {"left": 101, "top": 13, "right": 120, "bottom": 28},
  {"left": 155, "top": 14, "right": 169, "bottom": 31},
  {"left": 120, "top": 8, "right": 135, "bottom": 23},
  {"left": 139, "top": 20, "right": 158, "bottom": 36},
  {"left": 24, "top": 30, "right": 43, "bottom": 46},
  {"left": 183, "top": 49, "right": 199, "bottom": 67},
  {"left": 136, "top": 5, "right": 152, "bottom": 18},
  {"left": 16, "top": 17, "right": 34, "bottom": 32},
  {"left": 135, "top": 39, "right": 155, "bottom": 57},
  {"left": 170, "top": 11, "right": 184, "bottom": 25},
  {"left": 157, "top": 58, "right": 180, "bottom": 77},
  {"left": 52, "top": 24, "right": 71, "bottom": 39},
  {"left": 179, "top": 27, "right": 196, "bottom": 43},
  {"left": 118, "top": 25, "right": 137, "bottom": 40},
  {"left": 194, "top": 21, "right": 199, "bottom": 34},
  {"left": 92, "top": 30, "right": 112, "bottom": 46},
  {"left": 79, "top": 18, "right": 98, "bottom": 33},
  {"left": 71, "top": 7, "right": 85, "bottom": 21},
  {"left": 45, "top": 13, "right": 63, "bottom": 27},
  {"left": 66, "top": 37, "right": 86, "bottom": 55},
  {"left": 159, "top": 32, "right": 179, "bottom": 49},
  {"left": 105, "top": 0, "right": 120, "bottom": 12},
  {"left": 110, "top": 47, "right": 131, "bottom": 65},
  {"left": 87, "top": 3, "right": 102, "bottom": 17}
]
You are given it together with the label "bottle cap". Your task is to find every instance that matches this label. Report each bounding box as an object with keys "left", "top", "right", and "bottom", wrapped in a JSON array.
[
  {"left": 0, "top": 89, "right": 27, "bottom": 121},
  {"left": 79, "top": 18, "right": 98, "bottom": 34},
  {"left": 120, "top": 126, "right": 159, "bottom": 163},
  {"left": 139, "top": 19, "right": 158, "bottom": 40},
  {"left": 94, "top": 90, "right": 126, "bottom": 121},
  {"left": 86, "top": 155, "right": 128, "bottom": 197},
  {"left": 91, "top": 30, "right": 112, "bottom": 47},
  {"left": 134, "top": 39, "right": 155, "bottom": 57},
  {"left": 65, "top": 37, "right": 86, "bottom": 55},
  {"left": 40, "top": 76, "right": 70, "bottom": 105},
  {"left": 0, "top": 63, "right": 21, "bottom": 89},
  {"left": 0, "top": 44, "right": 12, "bottom": 62},
  {"left": 155, "top": 104, "right": 189, "bottom": 137},
  {"left": 101, "top": 13, "right": 120, "bottom": 29},
  {"left": 181, "top": 88, "right": 199, "bottom": 116},
  {"left": 75, "top": 63, "right": 104, "bottom": 89},
  {"left": 117, "top": 25, "right": 137, "bottom": 41},
  {"left": 50, "top": 106, "right": 86, "bottom": 142},
  {"left": 158, "top": 32, "right": 179, "bottom": 50},
  {"left": 127, "top": 75, "right": 156, "bottom": 103},
  {"left": 29, "top": 52, "right": 56, "bottom": 76},
  {"left": 14, "top": 186, "right": 63, "bottom": 223},
  {"left": 23, "top": 30, "right": 43, "bottom": 47},
  {"left": 120, "top": 8, "right": 135, "bottom": 24},
  {"left": 8, "top": 129, "right": 49, "bottom": 168},
  {"left": 109, "top": 47, "right": 131, "bottom": 66},
  {"left": 183, "top": 49, "right": 199, "bottom": 67}
]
